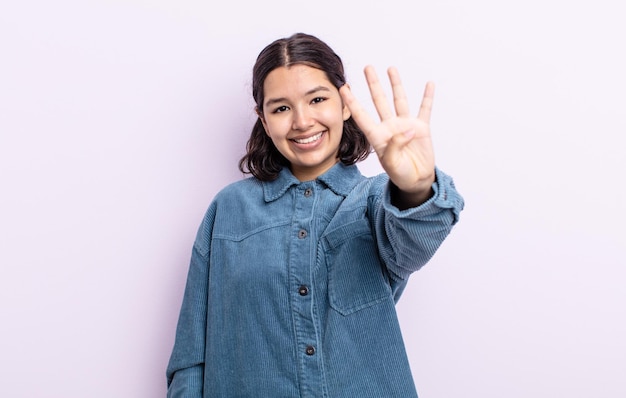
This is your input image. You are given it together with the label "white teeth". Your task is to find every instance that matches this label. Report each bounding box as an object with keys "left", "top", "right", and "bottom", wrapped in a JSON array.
[{"left": 294, "top": 132, "right": 323, "bottom": 144}]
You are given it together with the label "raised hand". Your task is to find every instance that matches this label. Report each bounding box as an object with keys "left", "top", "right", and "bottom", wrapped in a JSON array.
[{"left": 339, "top": 66, "right": 436, "bottom": 207}]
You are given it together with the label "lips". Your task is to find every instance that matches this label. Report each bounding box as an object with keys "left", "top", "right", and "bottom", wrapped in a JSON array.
[{"left": 291, "top": 131, "right": 324, "bottom": 144}]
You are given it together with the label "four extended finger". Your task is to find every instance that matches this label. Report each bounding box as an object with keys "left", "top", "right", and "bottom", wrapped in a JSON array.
[{"left": 342, "top": 68, "right": 434, "bottom": 160}]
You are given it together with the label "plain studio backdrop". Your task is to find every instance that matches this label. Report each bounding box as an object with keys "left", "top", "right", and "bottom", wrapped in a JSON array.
[{"left": 1, "top": 0, "right": 624, "bottom": 397}]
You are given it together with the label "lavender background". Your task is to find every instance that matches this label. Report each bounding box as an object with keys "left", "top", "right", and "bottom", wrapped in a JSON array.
[{"left": 1, "top": 0, "right": 624, "bottom": 396}]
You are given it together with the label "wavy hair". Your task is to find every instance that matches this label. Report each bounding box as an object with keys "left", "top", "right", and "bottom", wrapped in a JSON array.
[{"left": 238, "top": 33, "right": 371, "bottom": 181}]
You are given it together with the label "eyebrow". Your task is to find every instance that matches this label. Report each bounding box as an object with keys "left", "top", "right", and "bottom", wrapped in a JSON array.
[{"left": 264, "top": 86, "right": 332, "bottom": 108}]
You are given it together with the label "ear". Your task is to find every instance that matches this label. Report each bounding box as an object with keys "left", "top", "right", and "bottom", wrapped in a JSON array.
[
  {"left": 341, "top": 84, "right": 352, "bottom": 121},
  {"left": 342, "top": 104, "right": 351, "bottom": 121},
  {"left": 256, "top": 108, "right": 270, "bottom": 135}
]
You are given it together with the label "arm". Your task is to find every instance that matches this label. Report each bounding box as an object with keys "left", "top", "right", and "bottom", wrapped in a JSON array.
[
  {"left": 166, "top": 203, "right": 216, "bottom": 397},
  {"left": 341, "top": 66, "right": 464, "bottom": 281},
  {"left": 374, "top": 167, "right": 464, "bottom": 283}
]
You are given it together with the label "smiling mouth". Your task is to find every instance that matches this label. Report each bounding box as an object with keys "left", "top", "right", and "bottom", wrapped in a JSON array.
[{"left": 292, "top": 132, "right": 324, "bottom": 144}]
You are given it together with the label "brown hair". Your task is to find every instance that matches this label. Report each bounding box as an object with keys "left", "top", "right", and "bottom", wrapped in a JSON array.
[{"left": 238, "top": 33, "right": 371, "bottom": 181}]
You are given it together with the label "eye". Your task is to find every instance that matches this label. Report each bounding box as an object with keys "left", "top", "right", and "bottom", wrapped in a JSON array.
[
  {"left": 272, "top": 105, "right": 289, "bottom": 114},
  {"left": 311, "top": 97, "right": 327, "bottom": 104}
]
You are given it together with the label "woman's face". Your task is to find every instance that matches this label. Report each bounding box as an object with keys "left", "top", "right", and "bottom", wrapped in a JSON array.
[{"left": 260, "top": 64, "right": 351, "bottom": 181}]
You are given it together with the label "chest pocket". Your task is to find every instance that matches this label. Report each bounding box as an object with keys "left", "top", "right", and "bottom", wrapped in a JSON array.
[{"left": 322, "top": 219, "right": 392, "bottom": 316}]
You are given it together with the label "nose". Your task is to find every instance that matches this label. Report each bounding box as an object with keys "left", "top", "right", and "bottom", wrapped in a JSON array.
[{"left": 291, "top": 107, "right": 314, "bottom": 131}]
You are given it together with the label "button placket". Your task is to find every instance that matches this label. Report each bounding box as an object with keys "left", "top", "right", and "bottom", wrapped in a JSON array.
[{"left": 289, "top": 182, "right": 323, "bottom": 391}]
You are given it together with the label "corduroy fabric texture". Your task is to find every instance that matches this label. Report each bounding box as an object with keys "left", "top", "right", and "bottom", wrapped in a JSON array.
[{"left": 167, "top": 162, "right": 463, "bottom": 397}]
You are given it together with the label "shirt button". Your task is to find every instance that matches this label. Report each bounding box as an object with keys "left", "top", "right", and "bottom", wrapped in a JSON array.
[
  {"left": 298, "top": 285, "right": 309, "bottom": 296},
  {"left": 298, "top": 229, "right": 307, "bottom": 239},
  {"left": 304, "top": 188, "right": 313, "bottom": 197},
  {"left": 305, "top": 345, "right": 316, "bottom": 356}
]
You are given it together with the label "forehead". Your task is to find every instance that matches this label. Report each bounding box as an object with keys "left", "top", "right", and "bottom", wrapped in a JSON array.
[{"left": 263, "top": 64, "right": 334, "bottom": 98}]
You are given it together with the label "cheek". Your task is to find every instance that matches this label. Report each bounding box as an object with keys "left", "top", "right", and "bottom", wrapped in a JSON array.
[
  {"left": 263, "top": 118, "right": 288, "bottom": 139},
  {"left": 326, "top": 109, "right": 348, "bottom": 130},
  {"left": 315, "top": 107, "right": 339, "bottom": 125}
]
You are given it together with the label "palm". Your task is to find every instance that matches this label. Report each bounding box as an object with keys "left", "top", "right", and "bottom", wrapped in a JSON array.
[{"left": 340, "top": 66, "right": 436, "bottom": 194}]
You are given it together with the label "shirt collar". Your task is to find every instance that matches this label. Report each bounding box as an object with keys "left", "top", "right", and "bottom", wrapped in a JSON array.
[{"left": 262, "top": 162, "right": 364, "bottom": 202}]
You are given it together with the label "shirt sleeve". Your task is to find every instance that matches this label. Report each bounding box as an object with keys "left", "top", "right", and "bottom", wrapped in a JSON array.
[
  {"left": 165, "top": 202, "right": 217, "bottom": 397},
  {"left": 373, "top": 167, "right": 464, "bottom": 282}
]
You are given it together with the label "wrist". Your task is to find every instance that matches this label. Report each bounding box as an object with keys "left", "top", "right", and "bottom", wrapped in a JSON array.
[{"left": 390, "top": 175, "right": 435, "bottom": 210}]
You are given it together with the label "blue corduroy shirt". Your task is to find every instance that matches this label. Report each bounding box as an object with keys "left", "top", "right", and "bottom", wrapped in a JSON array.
[{"left": 166, "top": 162, "right": 464, "bottom": 397}]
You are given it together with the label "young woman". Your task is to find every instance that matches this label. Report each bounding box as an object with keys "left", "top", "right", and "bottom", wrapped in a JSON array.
[{"left": 166, "top": 32, "right": 464, "bottom": 397}]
